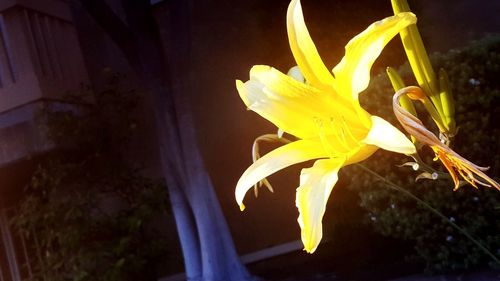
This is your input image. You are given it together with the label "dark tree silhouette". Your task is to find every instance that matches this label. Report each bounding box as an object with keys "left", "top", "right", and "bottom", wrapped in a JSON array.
[{"left": 74, "top": 0, "right": 255, "bottom": 280}]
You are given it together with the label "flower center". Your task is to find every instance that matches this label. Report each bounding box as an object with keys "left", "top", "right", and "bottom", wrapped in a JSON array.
[{"left": 317, "top": 116, "right": 362, "bottom": 159}]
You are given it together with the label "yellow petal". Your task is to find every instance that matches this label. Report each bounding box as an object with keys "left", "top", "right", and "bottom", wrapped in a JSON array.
[
  {"left": 362, "top": 115, "right": 416, "bottom": 155},
  {"left": 237, "top": 66, "right": 361, "bottom": 139},
  {"left": 296, "top": 159, "right": 343, "bottom": 253},
  {"left": 332, "top": 12, "right": 417, "bottom": 99},
  {"left": 344, "top": 144, "right": 379, "bottom": 165},
  {"left": 236, "top": 140, "right": 327, "bottom": 210},
  {"left": 287, "top": 0, "right": 335, "bottom": 90}
]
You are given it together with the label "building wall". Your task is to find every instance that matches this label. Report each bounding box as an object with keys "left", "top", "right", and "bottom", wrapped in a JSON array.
[
  {"left": 0, "top": 1, "right": 90, "bottom": 280},
  {"left": 0, "top": 0, "right": 89, "bottom": 171},
  {"left": 0, "top": 0, "right": 88, "bottom": 113}
]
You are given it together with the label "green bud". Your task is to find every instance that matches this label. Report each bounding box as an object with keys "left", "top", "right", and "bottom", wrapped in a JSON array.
[
  {"left": 386, "top": 67, "right": 417, "bottom": 143},
  {"left": 391, "top": 0, "right": 448, "bottom": 132},
  {"left": 439, "top": 68, "right": 456, "bottom": 135},
  {"left": 387, "top": 67, "right": 417, "bottom": 117}
]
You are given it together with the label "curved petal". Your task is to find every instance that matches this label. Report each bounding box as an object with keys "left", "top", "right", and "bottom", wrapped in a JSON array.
[
  {"left": 236, "top": 139, "right": 327, "bottom": 211},
  {"left": 362, "top": 115, "right": 416, "bottom": 155},
  {"left": 296, "top": 159, "right": 343, "bottom": 253},
  {"left": 332, "top": 12, "right": 417, "bottom": 99},
  {"left": 344, "top": 143, "right": 378, "bottom": 166},
  {"left": 237, "top": 65, "right": 362, "bottom": 139},
  {"left": 287, "top": 0, "right": 335, "bottom": 90}
]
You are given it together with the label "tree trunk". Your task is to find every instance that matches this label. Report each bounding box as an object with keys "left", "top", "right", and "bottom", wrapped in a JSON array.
[{"left": 76, "top": 0, "right": 256, "bottom": 280}]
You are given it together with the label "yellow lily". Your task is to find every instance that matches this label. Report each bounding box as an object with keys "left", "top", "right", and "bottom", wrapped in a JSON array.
[{"left": 235, "top": 0, "right": 416, "bottom": 253}]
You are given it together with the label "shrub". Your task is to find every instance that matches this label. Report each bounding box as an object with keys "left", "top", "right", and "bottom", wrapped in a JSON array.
[
  {"left": 346, "top": 35, "right": 500, "bottom": 273},
  {"left": 11, "top": 80, "right": 169, "bottom": 281}
]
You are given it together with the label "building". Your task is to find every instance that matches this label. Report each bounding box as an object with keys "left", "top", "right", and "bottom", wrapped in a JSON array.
[{"left": 0, "top": 1, "right": 300, "bottom": 280}]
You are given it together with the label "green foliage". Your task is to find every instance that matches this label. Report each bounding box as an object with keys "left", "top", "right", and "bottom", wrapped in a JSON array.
[
  {"left": 12, "top": 79, "right": 169, "bottom": 281},
  {"left": 348, "top": 35, "right": 500, "bottom": 273}
]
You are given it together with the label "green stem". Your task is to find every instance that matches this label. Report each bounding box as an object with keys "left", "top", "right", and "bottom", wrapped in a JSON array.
[
  {"left": 409, "top": 153, "right": 450, "bottom": 180},
  {"left": 357, "top": 164, "right": 500, "bottom": 265},
  {"left": 421, "top": 96, "right": 447, "bottom": 133},
  {"left": 410, "top": 153, "right": 437, "bottom": 174}
]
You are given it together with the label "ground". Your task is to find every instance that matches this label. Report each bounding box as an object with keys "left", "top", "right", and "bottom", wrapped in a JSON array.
[{"left": 248, "top": 239, "right": 500, "bottom": 281}]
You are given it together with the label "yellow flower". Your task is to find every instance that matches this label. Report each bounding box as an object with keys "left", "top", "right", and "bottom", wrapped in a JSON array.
[
  {"left": 393, "top": 86, "right": 500, "bottom": 191},
  {"left": 235, "top": 0, "right": 416, "bottom": 253}
]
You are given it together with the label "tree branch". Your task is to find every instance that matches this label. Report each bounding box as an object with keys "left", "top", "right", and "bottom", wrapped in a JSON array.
[{"left": 77, "top": 0, "right": 141, "bottom": 68}]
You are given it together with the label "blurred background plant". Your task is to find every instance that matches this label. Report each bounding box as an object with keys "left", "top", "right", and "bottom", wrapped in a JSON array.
[
  {"left": 345, "top": 34, "right": 500, "bottom": 273},
  {"left": 10, "top": 75, "right": 169, "bottom": 281}
]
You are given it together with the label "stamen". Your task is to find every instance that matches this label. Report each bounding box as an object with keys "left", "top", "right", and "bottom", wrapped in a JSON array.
[
  {"left": 318, "top": 118, "right": 338, "bottom": 158},
  {"left": 251, "top": 134, "right": 291, "bottom": 196},
  {"left": 329, "top": 117, "right": 352, "bottom": 152},
  {"left": 329, "top": 116, "right": 360, "bottom": 153},
  {"left": 436, "top": 151, "right": 460, "bottom": 190},
  {"left": 341, "top": 116, "right": 360, "bottom": 144},
  {"left": 456, "top": 167, "right": 477, "bottom": 189}
]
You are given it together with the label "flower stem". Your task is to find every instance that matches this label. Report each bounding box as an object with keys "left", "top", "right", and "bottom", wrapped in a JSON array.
[{"left": 357, "top": 163, "right": 500, "bottom": 265}]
